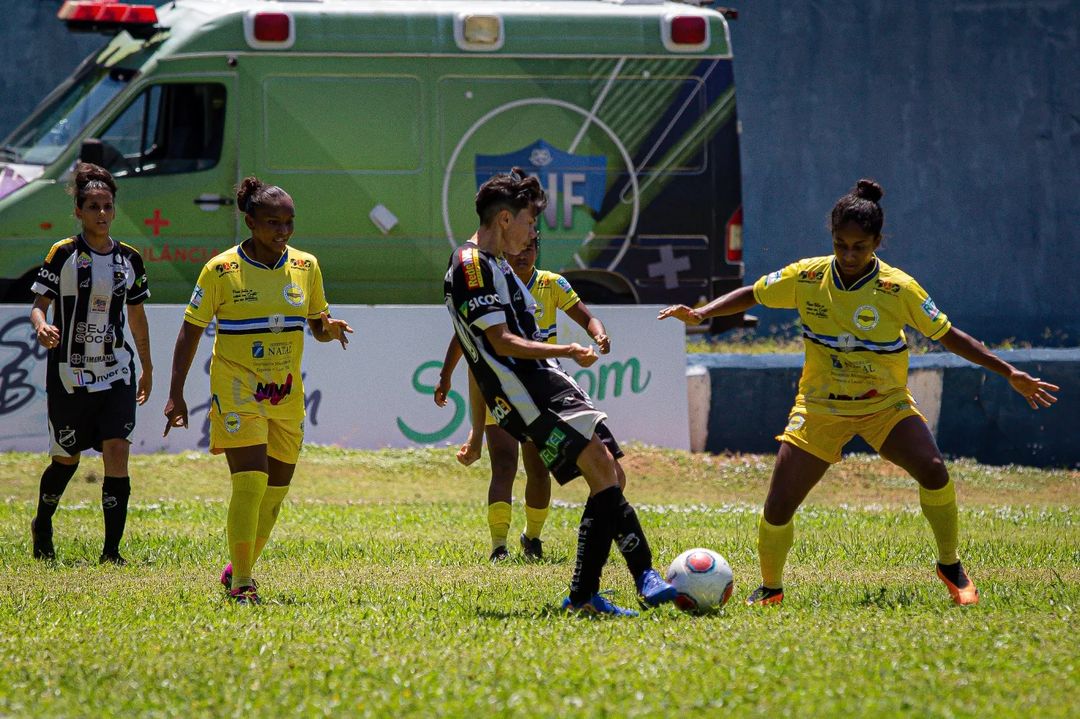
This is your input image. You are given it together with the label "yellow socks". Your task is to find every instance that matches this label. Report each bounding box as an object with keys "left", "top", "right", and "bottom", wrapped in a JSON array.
[
  {"left": 919, "top": 479, "right": 959, "bottom": 565},
  {"left": 487, "top": 501, "right": 511, "bottom": 551},
  {"left": 758, "top": 514, "right": 794, "bottom": 589},
  {"left": 253, "top": 484, "right": 290, "bottom": 563},
  {"left": 523, "top": 503, "right": 549, "bottom": 540},
  {"left": 227, "top": 471, "right": 268, "bottom": 589}
]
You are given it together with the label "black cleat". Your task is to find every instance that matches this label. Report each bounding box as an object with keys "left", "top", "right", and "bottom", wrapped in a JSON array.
[
  {"left": 99, "top": 552, "right": 127, "bottom": 566},
  {"left": 519, "top": 533, "right": 543, "bottom": 561},
  {"left": 489, "top": 545, "right": 510, "bottom": 563},
  {"left": 745, "top": 584, "right": 784, "bottom": 606},
  {"left": 31, "top": 519, "right": 55, "bottom": 561}
]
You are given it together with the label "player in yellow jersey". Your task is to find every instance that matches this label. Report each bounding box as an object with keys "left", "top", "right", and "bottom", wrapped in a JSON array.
[
  {"left": 435, "top": 232, "right": 612, "bottom": 562},
  {"left": 163, "top": 177, "right": 353, "bottom": 604},
  {"left": 660, "top": 179, "right": 1058, "bottom": 607}
]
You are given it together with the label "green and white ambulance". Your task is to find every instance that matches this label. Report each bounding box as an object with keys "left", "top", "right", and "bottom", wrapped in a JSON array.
[{"left": 0, "top": 0, "right": 745, "bottom": 326}]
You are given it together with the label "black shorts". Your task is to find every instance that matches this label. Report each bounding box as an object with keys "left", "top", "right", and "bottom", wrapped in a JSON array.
[
  {"left": 47, "top": 380, "right": 136, "bottom": 457},
  {"left": 492, "top": 367, "right": 623, "bottom": 485}
]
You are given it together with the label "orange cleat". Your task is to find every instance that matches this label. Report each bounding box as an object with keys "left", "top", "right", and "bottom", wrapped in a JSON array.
[
  {"left": 745, "top": 584, "right": 784, "bottom": 606},
  {"left": 936, "top": 562, "right": 979, "bottom": 606}
]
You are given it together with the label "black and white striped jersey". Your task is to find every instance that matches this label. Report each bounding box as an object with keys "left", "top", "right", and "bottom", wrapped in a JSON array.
[
  {"left": 444, "top": 243, "right": 552, "bottom": 421},
  {"left": 31, "top": 235, "right": 149, "bottom": 394}
]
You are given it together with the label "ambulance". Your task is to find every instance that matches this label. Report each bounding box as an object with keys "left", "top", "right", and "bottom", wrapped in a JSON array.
[{"left": 0, "top": 0, "right": 746, "bottom": 328}]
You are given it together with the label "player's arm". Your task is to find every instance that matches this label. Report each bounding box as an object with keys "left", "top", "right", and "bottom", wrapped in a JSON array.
[
  {"left": 456, "top": 370, "right": 486, "bottom": 466},
  {"left": 309, "top": 311, "right": 353, "bottom": 349},
  {"left": 127, "top": 303, "right": 153, "bottom": 405},
  {"left": 163, "top": 320, "right": 206, "bottom": 435},
  {"left": 483, "top": 324, "right": 598, "bottom": 368},
  {"left": 29, "top": 295, "right": 59, "bottom": 349},
  {"left": 564, "top": 301, "right": 610, "bottom": 354},
  {"left": 937, "top": 327, "right": 1058, "bottom": 410},
  {"left": 658, "top": 285, "right": 758, "bottom": 324},
  {"left": 435, "top": 335, "right": 463, "bottom": 407}
]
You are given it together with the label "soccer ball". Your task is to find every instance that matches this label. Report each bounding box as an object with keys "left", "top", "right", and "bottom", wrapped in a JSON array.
[{"left": 665, "top": 548, "right": 734, "bottom": 613}]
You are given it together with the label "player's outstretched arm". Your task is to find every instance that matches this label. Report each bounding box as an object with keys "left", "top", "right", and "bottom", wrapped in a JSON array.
[
  {"left": 659, "top": 285, "right": 758, "bottom": 324},
  {"left": 483, "top": 324, "right": 597, "bottom": 367},
  {"left": 309, "top": 311, "right": 353, "bottom": 349},
  {"left": 938, "top": 327, "right": 1059, "bottom": 410},
  {"left": 164, "top": 320, "right": 205, "bottom": 436},
  {"left": 30, "top": 295, "right": 60, "bottom": 349},
  {"left": 457, "top": 370, "right": 486, "bottom": 466},
  {"left": 127, "top": 303, "right": 153, "bottom": 405},
  {"left": 565, "top": 302, "right": 610, "bottom": 354},
  {"left": 435, "top": 335, "right": 463, "bottom": 407}
]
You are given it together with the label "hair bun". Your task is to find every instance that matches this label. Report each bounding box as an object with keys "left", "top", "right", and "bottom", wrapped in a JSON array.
[
  {"left": 854, "top": 178, "right": 884, "bottom": 203},
  {"left": 235, "top": 176, "right": 264, "bottom": 213}
]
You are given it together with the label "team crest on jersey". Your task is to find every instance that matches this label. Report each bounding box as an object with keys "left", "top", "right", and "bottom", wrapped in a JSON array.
[
  {"left": 283, "top": 283, "right": 305, "bottom": 307},
  {"left": 853, "top": 305, "right": 879, "bottom": 330},
  {"left": 462, "top": 248, "right": 484, "bottom": 289},
  {"left": 785, "top": 415, "right": 806, "bottom": 432},
  {"left": 252, "top": 341, "right": 265, "bottom": 358},
  {"left": 223, "top": 413, "right": 241, "bottom": 433},
  {"left": 91, "top": 295, "right": 108, "bottom": 313},
  {"left": 58, "top": 428, "right": 77, "bottom": 447},
  {"left": 76, "top": 252, "right": 92, "bottom": 269},
  {"left": 268, "top": 314, "right": 286, "bottom": 333},
  {"left": 921, "top": 297, "right": 941, "bottom": 321}
]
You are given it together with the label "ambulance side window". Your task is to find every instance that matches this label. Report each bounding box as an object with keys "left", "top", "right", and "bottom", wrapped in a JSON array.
[{"left": 96, "top": 83, "right": 226, "bottom": 177}]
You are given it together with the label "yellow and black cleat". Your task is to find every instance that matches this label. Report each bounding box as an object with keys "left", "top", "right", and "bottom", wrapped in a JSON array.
[{"left": 745, "top": 584, "right": 784, "bottom": 607}]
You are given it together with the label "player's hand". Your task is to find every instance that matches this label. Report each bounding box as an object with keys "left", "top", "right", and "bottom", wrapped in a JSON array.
[
  {"left": 1008, "top": 370, "right": 1059, "bottom": 410},
  {"left": 163, "top": 396, "right": 189, "bottom": 437},
  {"left": 35, "top": 323, "right": 61, "bottom": 349},
  {"left": 593, "top": 333, "right": 611, "bottom": 354},
  {"left": 567, "top": 342, "right": 598, "bottom": 368},
  {"left": 657, "top": 304, "right": 703, "bottom": 325},
  {"left": 434, "top": 375, "right": 451, "bottom": 407},
  {"left": 456, "top": 430, "right": 482, "bottom": 466},
  {"left": 320, "top": 311, "right": 354, "bottom": 349},
  {"left": 136, "top": 369, "right": 152, "bottom": 406}
]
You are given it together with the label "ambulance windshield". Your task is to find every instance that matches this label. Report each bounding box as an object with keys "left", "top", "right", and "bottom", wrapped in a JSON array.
[{"left": 0, "top": 63, "right": 134, "bottom": 167}]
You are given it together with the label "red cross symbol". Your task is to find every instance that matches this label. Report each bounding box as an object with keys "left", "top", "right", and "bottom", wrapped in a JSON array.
[{"left": 144, "top": 209, "right": 171, "bottom": 236}]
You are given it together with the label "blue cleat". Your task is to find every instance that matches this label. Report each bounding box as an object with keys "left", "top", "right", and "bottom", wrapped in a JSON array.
[
  {"left": 635, "top": 568, "right": 678, "bottom": 608},
  {"left": 561, "top": 592, "right": 638, "bottom": 618}
]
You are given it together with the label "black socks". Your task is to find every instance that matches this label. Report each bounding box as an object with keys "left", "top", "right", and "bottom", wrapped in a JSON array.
[
  {"left": 101, "top": 476, "right": 131, "bottom": 556},
  {"left": 613, "top": 491, "right": 653, "bottom": 580},
  {"left": 34, "top": 461, "right": 79, "bottom": 529},
  {"left": 569, "top": 486, "right": 622, "bottom": 604}
]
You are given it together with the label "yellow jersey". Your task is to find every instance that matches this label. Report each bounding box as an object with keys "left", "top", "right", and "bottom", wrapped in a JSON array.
[
  {"left": 184, "top": 244, "right": 329, "bottom": 420},
  {"left": 753, "top": 255, "right": 951, "bottom": 416},
  {"left": 524, "top": 269, "right": 580, "bottom": 343}
]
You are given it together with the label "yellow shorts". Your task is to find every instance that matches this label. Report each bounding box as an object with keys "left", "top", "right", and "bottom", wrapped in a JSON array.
[
  {"left": 209, "top": 409, "right": 304, "bottom": 464},
  {"left": 777, "top": 400, "right": 925, "bottom": 464}
]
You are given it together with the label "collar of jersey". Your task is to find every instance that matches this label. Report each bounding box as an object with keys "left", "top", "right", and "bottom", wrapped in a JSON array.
[
  {"left": 77, "top": 233, "right": 118, "bottom": 257},
  {"left": 238, "top": 242, "right": 288, "bottom": 270},
  {"left": 831, "top": 256, "right": 879, "bottom": 292},
  {"left": 525, "top": 269, "right": 539, "bottom": 290}
]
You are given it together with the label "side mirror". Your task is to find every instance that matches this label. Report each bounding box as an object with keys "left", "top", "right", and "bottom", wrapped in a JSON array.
[{"left": 79, "top": 138, "right": 105, "bottom": 167}]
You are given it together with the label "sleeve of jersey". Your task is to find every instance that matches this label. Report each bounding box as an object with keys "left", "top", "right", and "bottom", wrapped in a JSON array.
[
  {"left": 553, "top": 274, "right": 581, "bottom": 311},
  {"left": 306, "top": 260, "right": 330, "bottom": 319},
  {"left": 902, "top": 279, "right": 951, "bottom": 340},
  {"left": 456, "top": 257, "right": 505, "bottom": 331},
  {"left": 30, "top": 241, "right": 70, "bottom": 298},
  {"left": 183, "top": 265, "right": 219, "bottom": 328},
  {"left": 752, "top": 262, "right": 800, "bottom": 309},
  {"left": 126, "top": 249, "right": 151, "bottom": 305}
]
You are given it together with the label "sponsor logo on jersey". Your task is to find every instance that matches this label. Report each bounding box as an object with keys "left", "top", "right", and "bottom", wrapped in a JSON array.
[
  {"left": 215, "top": 261, "right": 240, "bottom": 277},
  {"left": 74, "top": 321, "right": 115, "bottom": 344},
  {"left": 37, "top": 267, "right": 60, "bottom": 285},
  {"left": 189, "top": 285, "right": 204, "bottom": 309},
  {"left": 764, "top": 269, "right": 783, "bottom": 287},
  {"left": 556, "top": 276, "right": 573, "bottom": 293},
  {"left": 539, "top": 427, "right": 568, "bottom": 466},
  {"left": 283, "top": 283, "right": 305, "bottom": 307},
  {"left": 798, "top": 269, "right": 824, "bottom": 282},
  {"left": 232, "top": 289, "right": 258, "bottom": 303},
  {"left": 491, "top": 396, "right": 513, "bottom": 423},
  {"left": 269, "top": 314, "right": 286, "bottom": 333},
  {"left": 76, "top": 252, "right": 92, "bottom": 269},
  {"left": 853, "top": 304, "right": 880, "bottom": 330},
  {"left": 468, "top": 294, "right": 499, "bottom": 312},
  {"left": 252, "top": 341, "right": 265, "bottom": 358},
  {"left": 223, "top": 413, "right": 241, "bottom": 433},
  {"left": 255, "top": 373, "right": 293, "bottom": 405},
  {"left": 290, "top": 258, "right": 313, "bottom": 270},
  {"left": 874, "top": 279, "right": 901, "bottom": 294},
  {"left": 921, "top": 297, "right": 941, "bottom": 321},
  {"left": 462, "top": 248, "right": 483, "bottom": 289},
  {"left": 91, "top": 295, "right": 108, "bottom": 313}
]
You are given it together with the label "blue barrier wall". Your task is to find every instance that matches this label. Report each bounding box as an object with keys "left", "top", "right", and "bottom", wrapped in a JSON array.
[{"left": 691, "top": 350, "right": 1078, "bottom": 468}]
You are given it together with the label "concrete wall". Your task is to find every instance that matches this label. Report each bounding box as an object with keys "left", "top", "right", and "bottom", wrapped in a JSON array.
[{"left": 689, "top": 350, "right": 1078, "bottom": 468}]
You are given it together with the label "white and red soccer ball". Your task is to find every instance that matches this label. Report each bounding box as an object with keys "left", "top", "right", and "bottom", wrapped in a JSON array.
[{"left": 665, "top": 548, "right": 734, "bottom": 612}]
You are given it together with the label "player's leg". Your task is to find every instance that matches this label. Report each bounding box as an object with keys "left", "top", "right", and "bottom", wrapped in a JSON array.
[
  {"left": 97, "top": 381, "right": 138, "bottom": 564},
  {"left": 485, "top": 423, "right": 519, "bottom": 562},
  {"left": 747, "top": 442, "right": 831, "bottom": 606},
  {"left": 878, "top": 414, "right": 977, "bottom": 605},
  {"left": 250, "top": 418, "right": 302, "bottom": 568},
  {"left": 519, "top": 440, "right": 550, "bottom": 560},
  {"left": 222, "top": 444, "right": 269, "bottom": 602},
  {"left": 33, "top": 391, "right": 87, "bottom": 560}
]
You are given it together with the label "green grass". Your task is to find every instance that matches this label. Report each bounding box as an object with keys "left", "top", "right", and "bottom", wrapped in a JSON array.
[{"left": 0, "top": 447, "right": 1077, "bottom": 717}]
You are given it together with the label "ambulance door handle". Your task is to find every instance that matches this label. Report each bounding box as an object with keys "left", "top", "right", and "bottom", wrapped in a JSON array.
[{"left": 194, "top": 194, "right": 235, "bottom": 211}]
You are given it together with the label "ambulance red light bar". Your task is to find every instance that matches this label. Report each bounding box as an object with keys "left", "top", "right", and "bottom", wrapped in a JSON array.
[
  {"left": 244, "top": 11, "right": 295, "bottom": 49},
  {"left": 58, "top": 1, "right": 160, "bottom": 38},
  {"left": 662, "top": 15, "right": 710, "bottom": 52}
]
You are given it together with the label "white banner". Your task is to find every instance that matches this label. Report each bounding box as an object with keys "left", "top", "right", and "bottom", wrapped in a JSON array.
[{"left": 0, "top": 305, "right": 689, "bottom": 453}]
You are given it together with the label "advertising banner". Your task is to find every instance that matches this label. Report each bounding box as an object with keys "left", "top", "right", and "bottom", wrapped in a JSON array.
[{"left": 0, "top": 305, "right": 688, "bottom": 454}]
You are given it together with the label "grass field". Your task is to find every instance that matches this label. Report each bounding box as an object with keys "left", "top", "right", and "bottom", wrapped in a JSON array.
[{"left": 1, "top": 446, "right": 1077, "bottom": 718}]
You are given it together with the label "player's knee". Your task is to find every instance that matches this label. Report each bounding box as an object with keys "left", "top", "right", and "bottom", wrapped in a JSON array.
[
  {"left": 762, "top": 497, "right": 797, "bottom": 526},
  {"left": 914, "top": 455, "right": 949, "bottom": 490}
]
